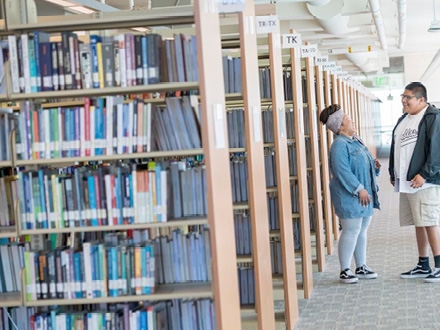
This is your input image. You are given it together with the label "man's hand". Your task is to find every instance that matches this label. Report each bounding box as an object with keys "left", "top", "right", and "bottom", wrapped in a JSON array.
[{"left": 410, "top": 174, "right": 426, "bottom": 189}]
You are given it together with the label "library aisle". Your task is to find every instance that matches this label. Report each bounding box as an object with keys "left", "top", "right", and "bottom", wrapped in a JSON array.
[{"left": 292, "top": 154, "right": 440, "bottom": 330}]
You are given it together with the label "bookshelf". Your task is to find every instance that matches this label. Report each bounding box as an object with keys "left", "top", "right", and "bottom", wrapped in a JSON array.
[
  {"left": 267, "top": 32, "right": 299, "bottom": 328},
  {"left": 0, "top": 0, "right": 243, "bottom": 328},
  {"left": 288, "top": 29, "right": 313, "bottom": 299},
  {"left": 303, "top": 43, "right": 326, "bottom": 272},
  {"left": 315, "top": 64, "right": 333, "bottom": 256},
  {"left": 237, "top": 1, "right": 276, "bottom": 328}
]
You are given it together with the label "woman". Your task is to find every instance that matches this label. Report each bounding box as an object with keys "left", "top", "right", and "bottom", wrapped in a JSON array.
[{"left": 320, "top": 104, "right": 381, "bottom": 284}]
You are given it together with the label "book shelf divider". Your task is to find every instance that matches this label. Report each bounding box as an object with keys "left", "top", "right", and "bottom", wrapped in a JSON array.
[
  {"left": 195, "top": 0, "right": 241, "bottom": 328},
  {"left": 288, "top": 29, "right": 313, "bottom": 299},
  {"left": 315, "top": 64, "right": 334, "bottom": 256},
  {"left": 268, "top": 32, "right": 299, "bottom": 329},
  {"left": 304, "top": 42, "right": 325, "bottom": 272}
]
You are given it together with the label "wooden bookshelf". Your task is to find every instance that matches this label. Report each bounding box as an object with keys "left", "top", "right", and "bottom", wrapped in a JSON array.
[
  {"left": 267, "top": 32, "right": 299, "bottom": 328},
  {"left": 288, "top": 29, "right": 313, "bottom": 299},
  {"left": 0, "top": 0, "right": 243, "bottom": 328},
  {"left": 23, "top": 283, "right": 213, "bottom": 307},
  {"left": 304, "top": 48, "right": 325, "bottom": 272},
  {"left": 0, "top": 292, "right": 22, "bottom": 307},
  {"left": 0, "top": 226, "right": 16, "bottom": 238},
  {"left": 18, "top": 218, "right": 209, "bottom": 236},
  {"left": 315, "top": 64, "right": 334, "bottom": 256},
  {"left": 8, "top": 82, "right": 199, "bottom": 101},
  {"left": 14, "top": 149, "right": 204, "bottom": 166},
  {"left": 5, "top": 3, "right": 195, "bottom": 32},
  {"left": 238, "top": 1, "right": 276, "bottom": 328}
]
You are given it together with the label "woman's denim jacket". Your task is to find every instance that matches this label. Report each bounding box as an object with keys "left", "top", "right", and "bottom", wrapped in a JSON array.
[{"left": 329, "top": 134, "right": 380, "bottom": 219}]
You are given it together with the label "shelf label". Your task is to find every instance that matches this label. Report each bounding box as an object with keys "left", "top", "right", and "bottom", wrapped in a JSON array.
[
  {"left": 279, "top": 107, "right": 286, "bottom": 138},
  {"left": 213, "top": 104, "right": 226, "bottom": 149},
  {"left": 252, "top": 106, "right": 261, "bottom": 143},
  {"left": 323, "top": 61, "right": 336, "bottom": 71},
  {"left": 315, "top": 56, "right": 328, "bottom": 66},
  {"left": 282, "top": 33, "right": 302, "bottom": 49},
  {"left": 256, "top": 15, "right": 279, "bottom": 34},
  {"left": 301, "top": 44, "right": 318, "bottom": 58},
  {"left": 217, "top": 0, "right": 245, "bottom": 13}
]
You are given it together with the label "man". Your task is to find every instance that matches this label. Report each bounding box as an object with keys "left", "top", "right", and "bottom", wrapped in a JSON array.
[{"left": 389, "top": 82, "right": 440, "bottom": 282}]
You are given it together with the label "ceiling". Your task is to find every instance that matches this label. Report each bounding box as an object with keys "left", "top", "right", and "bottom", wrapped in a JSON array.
[{"left": 32, "top": 0, "right": 440, "bottom": 89}]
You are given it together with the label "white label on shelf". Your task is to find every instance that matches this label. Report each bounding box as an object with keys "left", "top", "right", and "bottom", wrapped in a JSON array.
[
  {"left": 131, "top": 278, "right": 136, "bottom": 288},
  {"left": 41, "top": 283, "right": 48, "bottom": 295},
  {"left": 43, "top": 76, "right": 52, "bottom": 88},
  {"left": 217, "top": 0, "right": 245, "bottom": 13},
  {"left": 312, "top": 107, "right": 318, "bottom": 133},
  {"left": 37, "top": 213, "right": 44, "bottom": 223},
  {"left": 299, "top": 107, "right": 305, "bottom": 134},
  {"left": 252, "top": 106, "right": 261, "bottom": 143},
  {"left": 57, "top": 282, "right": 63, "bottom": 293},
  {"left": 315, "top": 56, "right": 328, "bottom": 66},
  {"left": 279, "top": 107, "right": 286, "bottom": 138},
  {"left": 50, "top": 283, "right": 56, "bottom": 294},
  {"left": 301, "top": 44, "right": 318, "bottom": 58},
  {"left": 323, "top": 61, "right": 336, "bottom": 71},
  {"left": 213, "top": 103, "right": 226, "bottom": 149},
  {"left": 27, "top": 284, "right": 35, "bottom": 294},
  {"left": 282, "top": 33, "right": 302, "bottom": 49},
  {"left": 16, "top": 143, "right": 23, "bottom": 155},
  {"left": 256, "top": 15, "right": 279, "bottom": 34}
]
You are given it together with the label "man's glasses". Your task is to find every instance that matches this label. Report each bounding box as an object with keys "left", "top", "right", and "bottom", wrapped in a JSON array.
[{"left": 400, "top": 94, "right": 418, "bottom": 101}]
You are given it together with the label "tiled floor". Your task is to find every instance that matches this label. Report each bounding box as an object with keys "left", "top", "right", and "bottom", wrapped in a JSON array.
[{"left": 293, "top": 156, "right": 440, "bottom": 330}]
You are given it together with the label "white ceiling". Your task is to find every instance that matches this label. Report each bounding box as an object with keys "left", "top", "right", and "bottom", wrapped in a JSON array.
[{"left": 33, "top": 0, "right": 440, "bottom": 89}]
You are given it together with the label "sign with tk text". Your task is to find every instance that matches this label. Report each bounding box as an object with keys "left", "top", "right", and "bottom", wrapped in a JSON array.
[{"left": 282, "top": 33, "right": 302, "bottom": 48}]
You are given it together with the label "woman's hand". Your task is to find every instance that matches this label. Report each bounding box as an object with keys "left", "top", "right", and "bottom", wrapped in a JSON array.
[
  {"left": 374, "top": 158, "right": 381, "bottom": 169},
  {"left": 358, "top": 189, "right": 370, "bottom": 207}
]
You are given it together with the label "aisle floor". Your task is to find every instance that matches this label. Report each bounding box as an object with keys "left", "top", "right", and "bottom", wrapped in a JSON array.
[{"left": 293, "top": 157, "right": 440, "bottom": 330}]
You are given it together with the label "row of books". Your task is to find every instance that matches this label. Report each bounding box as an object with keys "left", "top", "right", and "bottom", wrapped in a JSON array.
[
  {"left": 259, "top": 67, "right": 309, "bottom": 102},
  {"left": 15, "top": 95, "right": 200, "bottom": 161},
  {"left": 17, "top": 159, "right": 208, "bottom": 230},
  {"left": 0, "top": 174, "right": 17, "bottom": 228},
  {"left": 270, "top": 238, "right": 283, "bottom": 275},
  {"left": 222, "top": 56, "right": 242, "bottom": 94},
  {"left": 262, "top": 108, "right": 297, "bottom": 143},
  {"left": 23, "top": 242, "right": 155, "bottom": 301},
  {"left": 264, "top": 149, "right": 277, "bottom": 188},
  {"left": 0, "top": 109, "right": 18, "bottom": 161},
  {"left": 18, "top": 162, "right": 167, "bottom": 230},
  {"left": 227, "top": 108, "right": 246, "bottom": 149},
  {"left": 151, "top": 97, "right": 202, "bottom": 152},
  {"left": 267, "top": 193, "right": 279, "bottom": 231},
  {"left": 237, "top": 266, "right": 255, "bottom": 306},
  {"left": 8, "top": 31, "right": 198, "bottom": 94},
  {"left": 0, "top": 242, "right": 25, "bottom": 293},
  {"left": 1, "top": 298, "right": 215, "bottom": 330},
  {"left": 23, "top": 227, "right": 211, "bottom": 302},
  {"left": 230, "top": 155, "right": 248, "bottom": 203},
  {"left": 234, "top": 211, "right": 252, "bottom": 256}
]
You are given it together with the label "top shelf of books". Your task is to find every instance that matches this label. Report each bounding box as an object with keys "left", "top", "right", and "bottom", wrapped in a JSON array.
[{"left": 5, "top": 4, "right": 195, "bottom": 33}]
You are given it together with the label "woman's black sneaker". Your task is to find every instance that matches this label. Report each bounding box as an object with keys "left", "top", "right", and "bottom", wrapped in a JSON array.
[
  {"left": 340, "top": 268, "right": 358, "bottom": 284},
  {"left": 355, "top": 265, "right": 378, "bottom": 279}
]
